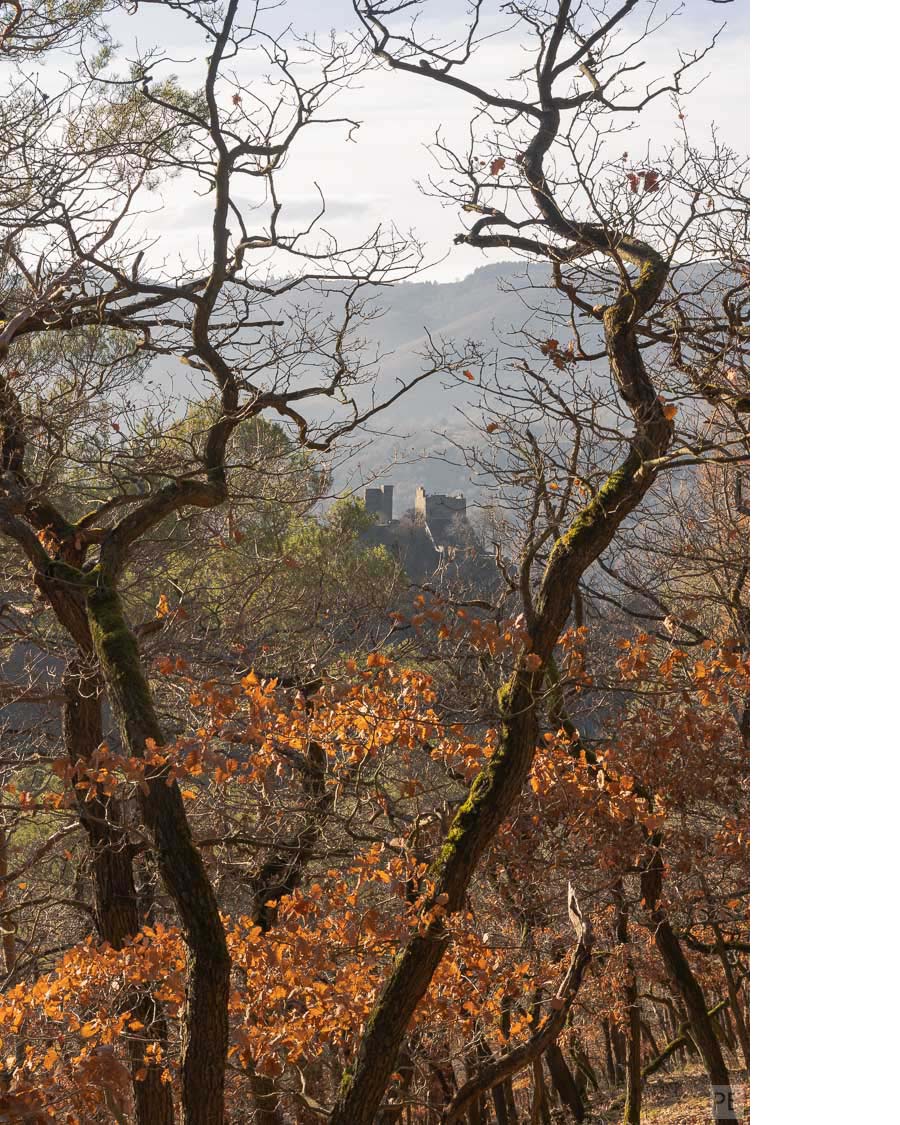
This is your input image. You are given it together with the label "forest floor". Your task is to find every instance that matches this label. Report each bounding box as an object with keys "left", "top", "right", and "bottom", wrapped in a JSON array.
[{"left": 592, "top": 1065, "right": 750, "bottom": 1123}]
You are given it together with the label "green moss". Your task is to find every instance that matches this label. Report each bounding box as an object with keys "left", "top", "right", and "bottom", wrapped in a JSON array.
[
  {"left": 496, "top": 679, "right": 513, "bottom": 713},
  {"left": 542, "top": 461, "right": 632, "bottom": 575},
  {"left": 88, "top": 589, "right": 139, "bottom": 678},
  {"left": 45, "top": 559, "right": 90, "bottom": 586},
  {"left": 87, "top": 583, "right": 133, "bottom": 647},
  {"left": 431, "top": 750, "right": 506, "bottom": 878},
  {"left": 86, "top": 580, "right": 164, "bottom": 750}
]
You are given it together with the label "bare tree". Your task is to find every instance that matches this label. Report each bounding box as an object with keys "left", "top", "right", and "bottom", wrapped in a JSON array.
[
  {"left": 332, "top": 3, "right": 746, "bottom": 1122},
  {"left": 1, "top": 3, "right": 469, "bottom": 1122}
]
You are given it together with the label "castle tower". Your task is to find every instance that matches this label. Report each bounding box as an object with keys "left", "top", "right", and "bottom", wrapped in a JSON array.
[
  {"left": 414, "top": 487, "right": 467, "bottom": 542},
  {"left": 364, "top": 484, "right": 394, "bottom": 525},
  {"left": 415, "top": 486, "right": 428, "bottom": 521}
]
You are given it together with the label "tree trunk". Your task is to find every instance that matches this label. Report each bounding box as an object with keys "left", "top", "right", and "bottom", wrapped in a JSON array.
[
  {"left": 654, "top": 921, "right": 731, "bottom": 1094},
  {"left": 640, "top": 843, "right": 732, "bottom": 1121},
  {"left": 87, "top": 585, "right": 230, "bottom": 1125},
  {"left": 602, "top": 1020, "right": 617, "bottom": 1087},
  {"left": 545, "top": 1043, "right": 584, "bottom": 1121},
  {"left": 715, "top": 936, "right": 750, "bottom": 1068},
  {"left": 500, "top": 996, "right": 520, "bottom": 1124},
  {"left": 63, "top": 663, "right": 176, "bottom": 1125},
  {"left": 0, "top": 825, "right": 17, "bottom": 979},
  {"left": 614, "top": 886, "right": 641, "bottom": 1125},
  {"left": 530, "top": 1058, "right": 551, "bottom": 1125},
  {"left": 329, "top": 144, "right": 672, "bottom": 1121}
]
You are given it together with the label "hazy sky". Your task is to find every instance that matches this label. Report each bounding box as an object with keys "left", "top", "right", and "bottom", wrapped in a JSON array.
[{"left": 98, "top": 0, "right": 748, "bottom": 282}]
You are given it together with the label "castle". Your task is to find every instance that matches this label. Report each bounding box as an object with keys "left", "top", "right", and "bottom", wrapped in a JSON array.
[
  {"left": 363, "top": 484, "right": 480, "bottom": 582},
  {"left": 364, "top": 484, "right": 468, "bottom": 543},
  {"left": 364, "top": 484, "right": 394, "bottom": 526},
  {"left": 414, "top": 487, "right": 467, "bottom": 539}
]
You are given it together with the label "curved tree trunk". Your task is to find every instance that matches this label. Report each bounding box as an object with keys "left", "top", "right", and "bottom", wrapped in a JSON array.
[
  {"left": 87, "top": 584, "right": 231, "bottom": 1125},
  {"left": 64, "top": 663, "right": 176, "bottom": 1125},
  {"left": 330, "top": 271, "right": 671, "bottom": 1124},
  {"left": 330, "top": 12, "right": 673, "bottom": 1118}
]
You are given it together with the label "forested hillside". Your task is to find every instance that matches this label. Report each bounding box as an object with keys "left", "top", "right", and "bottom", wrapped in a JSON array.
[{"left": 0, "top": 2, "right": 749, "bottom": 1123}]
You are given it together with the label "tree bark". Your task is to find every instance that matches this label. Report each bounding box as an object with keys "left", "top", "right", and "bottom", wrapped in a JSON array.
[
  {"left": 499, "top": 996, "right": 520, "bottom": 1124},
  {"left": 87, "top": 584, "right": 230, "bottom": 1125},
  {"left": 614, "top": 885, "right": 641, "bottom": 1125},
  {"left": 331, "top": 294, "right": 671, "bottom": 1124},
  {"left": 530, "top": 1058, "right": 551, "bottom": 1125},
  {"left": 640, "top": 844, "right": 732, "bottom": 1121},
  {"left": 63, "top": 663, "right": 175, "bottom": 1125},
  {"left": 602, "top": 1020, "right": 617, "bottom": 1087},
  {"left": 545, "top": 1043, "right": 584, "bottom": 1122}
]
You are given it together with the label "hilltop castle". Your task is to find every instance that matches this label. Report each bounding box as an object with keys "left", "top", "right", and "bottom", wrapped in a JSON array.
[
  {"left": 362, "top": 483, "right": 484, "bottom": 582},
  {"left": 364, "top": 484, "right": 394, "bottom": 526},
  {"left": 365, "top": 484, "right": 468, "bottom": 544},
  {"left": 414, "top": 487, "right": 466, "bottom": 540}
]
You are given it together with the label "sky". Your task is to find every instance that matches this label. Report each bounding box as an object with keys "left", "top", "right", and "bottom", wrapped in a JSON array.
[{"left": 98, "top": 0, "right": 749, "bottom": 282}]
